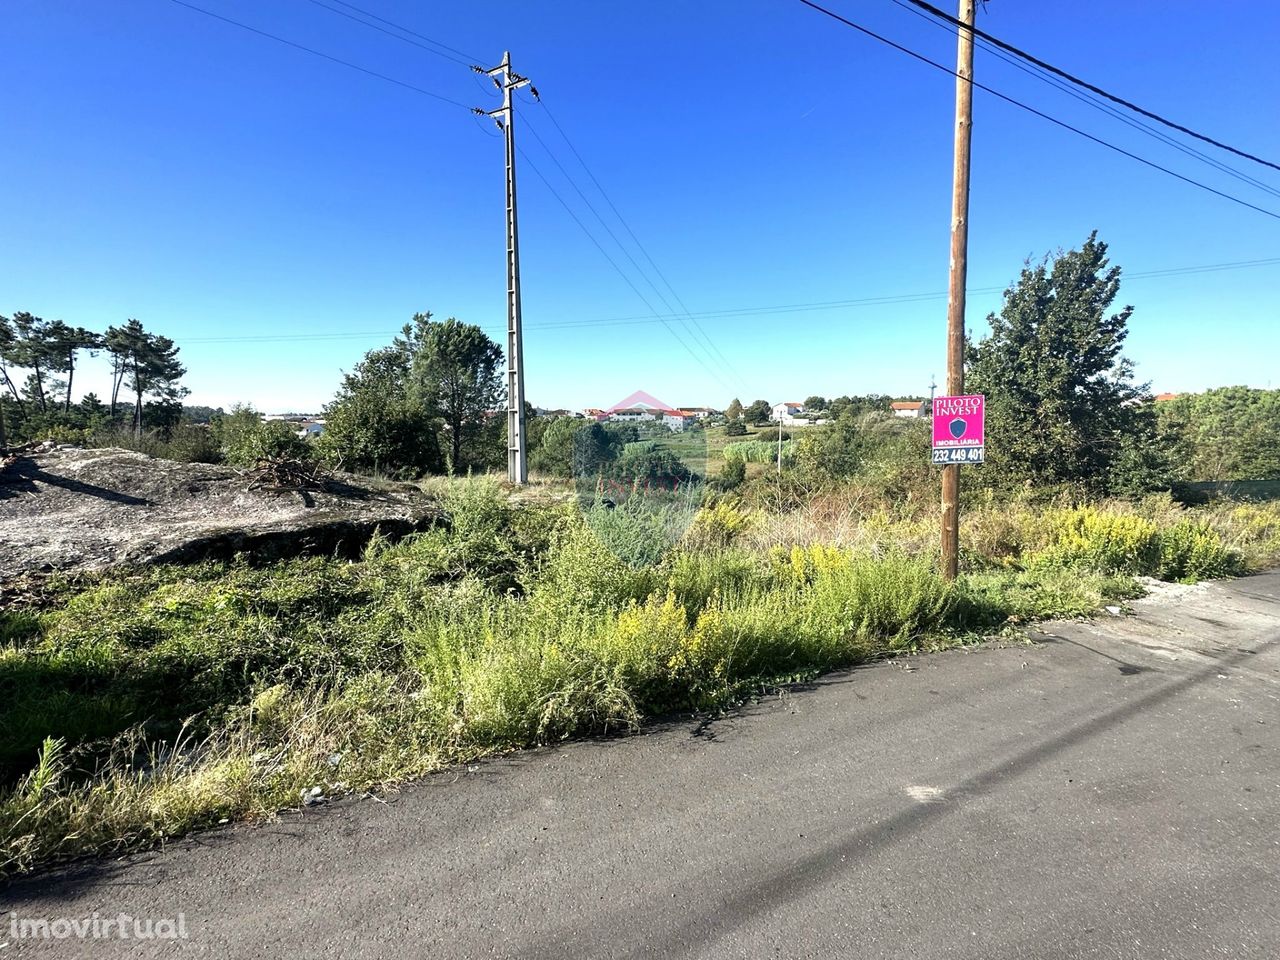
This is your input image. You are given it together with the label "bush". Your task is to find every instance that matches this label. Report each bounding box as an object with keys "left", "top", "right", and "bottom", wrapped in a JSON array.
[
  {"left": 724, "top": 420, "right": 748, "bottom": 437},
  {"left": 1157, "top": 520, "right": 1241, "bottom": 582},
  {"left": 315, "top": 392, "right": 442, "bottom": 477},
  {"left": 686, "top": 499, "right": 754, "bottom": 549},
  {"left": 163, "top": 422, "right": 222, "bottom": 463},
  {"left": 215, "top": 406, "right": 309, "bottom": 466},
  {"left": 1028, "top": 505, "right": 1239, "bottom": 582},
  {"left": 714, "top": 455, "right": 746, "bottom": 491},
  {"left": 1031, "top": 508, "right": 1161, "bottom": 574}
]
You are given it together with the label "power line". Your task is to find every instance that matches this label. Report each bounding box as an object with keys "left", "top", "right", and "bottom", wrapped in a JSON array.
[
  {"left": 898, "top": 0, "right": 1280, "bottom": 175},
  {"left": 287, "top": 0, "right": 752, "bottom": 392},
  {"left": 518, "top": 111, "right": 749, "bottom": 392},
  {"left": 300, "top": 0, "right": 476, "bottom": 69},
  {"left": 169, "top": 0, "right": 738, "bottom": 391},
  {"left": 303, "top": 0, "right": 482, "bottom": 66},
  {"left": 164, "top": 0, "right": 474, "bottom": 110},
  {"left": 529, "top": 98, "right": 752, "bottom": 392},
  {"left": 794, "top": 0, "right": 1280, "bottom": 221},
  {"left": 514, "top": 145, "right": 739, "bottom": 395},
  {"left": 885, "top": 0, "right": 1280, "bottom": 202},
  {"left": 175, "top": 255, "right": 1280, "bottom": 343}
]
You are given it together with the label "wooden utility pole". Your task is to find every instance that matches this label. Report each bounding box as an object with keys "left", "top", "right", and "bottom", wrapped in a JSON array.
[
  {"left": 478, "top": 52, "right": 532, "bottom": 485},
  {"left": 941, "top": 0, "right": 976, "bottom": 581}
]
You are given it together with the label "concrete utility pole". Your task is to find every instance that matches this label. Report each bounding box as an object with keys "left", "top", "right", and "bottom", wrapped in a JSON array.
[
  {"left": 777, "top": 414, "right": 784, "bottom": 476},
  {"left": 941, "top": 0, "right": 976, "bottom": 582},
  {"left": 477, "top": 52, "right": 532, "bottom": 485}
]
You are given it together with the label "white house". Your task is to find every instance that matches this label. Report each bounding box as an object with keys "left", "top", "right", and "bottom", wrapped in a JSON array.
[
  {"left": 609, "top": 406, "right": 656, "bottom": 422},
  {"left": 891, "top": 400, "right": 928, "bottom": 419},
  {"left": 771, "top": 401, "right": 806, "bottom": 426}
]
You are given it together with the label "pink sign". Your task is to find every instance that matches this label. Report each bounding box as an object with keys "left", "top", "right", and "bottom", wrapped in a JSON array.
[{"left": 932, "top": 394, "right": 985, "bottom": 449}]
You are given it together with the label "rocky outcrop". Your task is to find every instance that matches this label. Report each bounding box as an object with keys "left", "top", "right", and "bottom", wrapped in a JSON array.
[{"left": 0, "top": 447, "right": 440, "bottom": 581}]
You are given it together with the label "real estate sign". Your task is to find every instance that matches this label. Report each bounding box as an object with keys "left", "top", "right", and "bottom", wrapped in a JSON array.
[{"left": 931, "top": 394, "right": 985, "bottom": 465}]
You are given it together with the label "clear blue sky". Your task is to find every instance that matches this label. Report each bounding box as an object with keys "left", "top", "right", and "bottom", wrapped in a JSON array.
[{"left": 3, "top": 0, "right": 1278, "bottom": 413}]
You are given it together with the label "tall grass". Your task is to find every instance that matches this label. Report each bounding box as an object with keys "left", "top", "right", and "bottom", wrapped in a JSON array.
[{"left": 2, "top": 481, "right": 1275, "bottom": 876}]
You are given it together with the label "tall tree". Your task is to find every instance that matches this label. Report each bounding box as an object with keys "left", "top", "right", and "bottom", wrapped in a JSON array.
[
  {"left": 412, "top": 316, "right": 505, "bottom": 472},
  {"left": 744, "top": 399, "right": 771, "bottom": 425},
  {"left": 725, "top": 398, "right": 743, "bottom": 421},
  {"left": 43, "top": 321, "right": 104, "bottom": 412},
  {"left": 104, "top": 319, "right": 187, "bottom": 434},
  {"left": 0, "top": 315, "right": 24, "bottom": 411},
  {"left": 968, "top": 232, "right": 1149, "bottom": 490},
  {"left": 5, "top": 313, "right": 56, "bottom": 412},
  {"left": 104, "top": 321, "right": 147, "bottom": 418}
]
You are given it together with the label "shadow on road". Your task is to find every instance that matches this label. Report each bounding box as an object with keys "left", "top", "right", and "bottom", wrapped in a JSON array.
[{"left": 587, "top": 635, "right": 1278, "bottom": 960}]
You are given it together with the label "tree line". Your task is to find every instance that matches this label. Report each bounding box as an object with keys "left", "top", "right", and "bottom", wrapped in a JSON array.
[{"left": 0, "top": 313, "right": 186, "bottom": 446}]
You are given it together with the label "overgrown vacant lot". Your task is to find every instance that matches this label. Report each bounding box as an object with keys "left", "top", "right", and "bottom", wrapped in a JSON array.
[{"left": 2, "top": 478, "right": 1278, "bottom": 877}]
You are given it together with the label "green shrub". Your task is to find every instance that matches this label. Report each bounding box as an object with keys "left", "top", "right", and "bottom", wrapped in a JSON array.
[
  {"left": 715, "top": 455, "right": 747, "bottom": 491},
  {"left": 1157, "top": 520, "right": 1240, "bottom": 582},
  {"left": 215, "top": 406, "right": 308, "bottom": 466},
  {"left": 162, "top": 422, "right": 222, "bottom": 463},
  {"left": 1031, "top": 507, "right": 1161, "bottom": 574}
]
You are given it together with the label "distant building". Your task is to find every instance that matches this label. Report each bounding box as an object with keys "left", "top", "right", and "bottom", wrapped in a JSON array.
[
  {"left": 1153, "top": 392, "right": 1180, "bottom": 403},
  {"left": 891, "top": 400, "right": 928, "bottom": 419},
  {"left": 676, "top": 407, "right": 717, "bottom": 420},
  {"left": 297, "top": 420, "right": 326, "bottom": 438},
  {"left": 583, "top": 389, "right": 693, "bottom": 432},
  {"left": 771, "top": 401, "right": 806, "bottom": 425}
]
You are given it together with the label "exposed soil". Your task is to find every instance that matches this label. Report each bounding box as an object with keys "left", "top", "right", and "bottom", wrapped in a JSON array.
[{"left": 0, "top": 447, "right": 440, "bottom": 584}]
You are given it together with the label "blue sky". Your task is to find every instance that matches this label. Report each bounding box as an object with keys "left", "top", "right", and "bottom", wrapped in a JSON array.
[{"left": 2, "top": 0, "right": 1278, "bottom": 413}]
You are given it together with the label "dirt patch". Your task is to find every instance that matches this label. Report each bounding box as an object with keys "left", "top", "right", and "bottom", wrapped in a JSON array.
[{"left": 0, "top": 447, "right": 440, "bottom": 582}]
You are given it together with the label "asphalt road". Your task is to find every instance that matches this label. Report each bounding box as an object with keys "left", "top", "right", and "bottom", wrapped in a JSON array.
[{"left": 5, "top": 573, "right": 1278, "bottom": 959}]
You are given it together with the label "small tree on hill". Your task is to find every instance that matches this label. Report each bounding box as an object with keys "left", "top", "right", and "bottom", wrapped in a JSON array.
[{"left": 725, "top": 398, "right": 743, "bottom": 421}]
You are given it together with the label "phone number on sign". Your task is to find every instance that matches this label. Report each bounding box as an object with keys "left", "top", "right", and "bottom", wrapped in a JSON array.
[{"left": 932, "top": 447, "right": 985, "bottom": 464}]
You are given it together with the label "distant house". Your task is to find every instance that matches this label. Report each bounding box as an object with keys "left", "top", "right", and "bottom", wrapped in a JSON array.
[
  {"left": 297, "top": 420, "right": 326, "bottom": 438},
  {"left": 676, "top": 407, "right": 717, "bottom": 420},
  {"left": 609, "top": 406, "right": 655, "bottom": 422},
  {"left": 771, "top": 401, "right": 806, "bottom": 426},
  {"left": 891, "top": 400, "right": 928, "bottom": 419},
  {"left": 660, "top": 412, "right": 690, "bottom": 433},
  {"left": 1153, "top": 392, "right": 1180, "bottom": 403},
  {"left": 585, "top": 389, "right": 693, "bottom": 433}
]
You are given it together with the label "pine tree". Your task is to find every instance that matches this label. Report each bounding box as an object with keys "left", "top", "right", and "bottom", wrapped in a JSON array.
[{"left": 968, "top": 232, "right": 1152, "bottom": 490}]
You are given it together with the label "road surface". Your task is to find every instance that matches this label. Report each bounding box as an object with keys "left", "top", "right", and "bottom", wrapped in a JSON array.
[{"left": 4, "top": 572, "right": 1278, "bottom": 959}]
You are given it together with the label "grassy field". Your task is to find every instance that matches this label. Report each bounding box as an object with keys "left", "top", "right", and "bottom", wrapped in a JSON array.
[{"left": 2, "top": 476, "right": 1278, "bottom": 877}]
